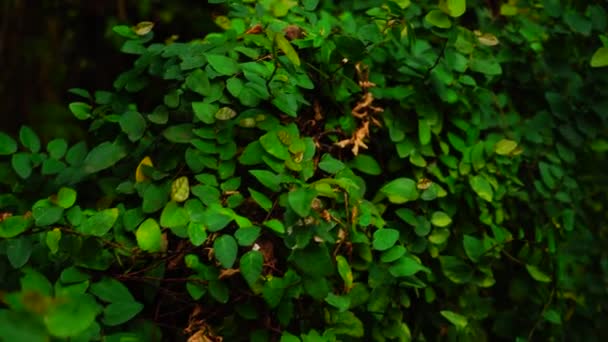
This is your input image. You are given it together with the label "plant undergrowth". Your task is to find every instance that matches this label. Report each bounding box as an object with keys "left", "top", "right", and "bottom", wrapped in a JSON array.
[{"left": 1, "top": 0, "right": 608, "bottom": 341}]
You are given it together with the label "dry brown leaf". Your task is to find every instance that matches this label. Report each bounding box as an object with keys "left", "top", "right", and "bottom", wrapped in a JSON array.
[
  {"left": 218, "top": 268, "right": 240, "bottom": 279},
  {"left": 245, "top": 24, "right": 263, "bottom": 35}
]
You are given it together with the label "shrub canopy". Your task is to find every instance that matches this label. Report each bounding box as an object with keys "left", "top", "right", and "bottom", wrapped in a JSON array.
[{"left": 1, "top": 0, "right": 608, "bottom": 341}]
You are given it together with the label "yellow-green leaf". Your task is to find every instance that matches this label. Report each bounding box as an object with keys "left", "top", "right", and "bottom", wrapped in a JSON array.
[
  {"left": 171, "top": 176, "right": 190, "bottom": 202},
  {"left": 135, "top": 156, "right": 153, "bottom": 183},
  {"left": 271, "top": 31, "right": 301, "bottom": 66},
  {"left": 590, "top": 47, "right": 608, "bottom": 68}
]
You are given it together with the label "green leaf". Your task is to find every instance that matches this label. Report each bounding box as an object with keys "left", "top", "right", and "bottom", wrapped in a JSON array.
[
  {"left": 46, "top": 229, "right": 61, "bottom": 254},
  {"left": 19, "top": 126, "right": 40, "bottom": 153},
  {"left": 391, "top": 0, "right": 411, "bottom": 9},
  {"left": 136, "top": 218, "right": 163, "bottom": 252},
  {"left": 142, "top": 184, "right": 168, "bottom": 213},
  {"left": 463, "top": 235, "right": 484, "bottom": 262},
  {"left": 303, "top": 0, "right": 319, "bottom": 10},
  {"left": 160, "top": 201, "right": 190, "bottom": 229},
  {"left": 186, "top": 279, "right": 206, "bottom": 300},
  {"left": 56, "top": 187, "right": 77, "bottom": 209},
  {"left": 20, "top": 268, "right": 52, "bottom": 295},
  {"left": 389, "top": 256, "right": 429, "bottom": 277},
  {"left": 65, "top": 141, "right": 88, "bottom": 166},
  {"left": 425, "top": 10, "right": 452, "bottom": 28},
  {"left": 209, "top": 280, "right": 230, "bottom": 304},
  {"left": 7, "top": 238, "right": 32, "bottom": 268},
  {"left": 214, "top": 235, "right": 238, "bottom": 268},
  {"left": 0, "top": 215, "right": 32, "bottom": 238},
  {"left": 69, "top": 102, "right": 92, "bottom": 120},
  {"left": 440, "top": 256, "right": 473, "bottom": 284},
  {"left": 0, "top": 132, "right": 18, "bottom": 155},
  {"left": 325, "top": 293, "right": 351, "bottom": 312},
  {"left": 60, "top": 267, "right": 90, "bottom": 284},
  {"left": 0, "top": 311, "right": 48, "bottom": 342},
  {"left": 291, "top": 244, "right": 334, "bottom": 277},
  {"left": 469, "top": 58, "right": 502, "bottom": 75},
  {"left": 239, "top": 141, "right": 265, "bottom": 165},
  {"left": 326, "top": 310, "right": 364, "bottom": 337},
  {"left": 33, "top": 203, "right": 64, "bottom": 226},
  {"left": 103, "top": 301, "right": 144, "bottom": 326},
  {"left": 280, "top": 332, "right": 301, "bottom": 342},
  {"left": 240, "top": 250, "right": 263, "bottom": 287},
  {"left": 591, "top": 47, "right": 608, "bottom": 67},
  {"left": 227, "top": 77, "right": 243, "bottom": 97},
  {"left": 350, "top": 154, "right": 381, "bottom": 175},
  {"left": 469, "top": 175, "right": 493, "bottom": 202},
  {"left": 79, "top": 208, "right": 119, "bottom": 236},
  {"left": 318, "top": 154, "right": 345, "bottom": 173},
  {"left": 185, "top": 69, "right": 211, "bottom": 95},
  {"left": 235, "top": 226, "right": 261, "bottom": 246},
  {"left": 83, "top": 142, "right": 127, "bottom": 174},
  {"left": 526, "top": 264, "right": 552, "bottom": 283},
  {"left": 44, "top": 294, "right": 101, "bottom": 338},
  {"left": 430, "top": 211, "right": 452, "bottom": 227},
  {"left": 188, "top": 222, "right": 208, "bottom": 246},
  {"left": 494, "top": 139, "right": 518, "bottom": 155},
  {"left": 500, "top": 3, "right": 518, "bottom": 15},
  {"left": 260, "top": 131, "right": 291, "bottom": 160},
  {"left": 47, "top": 139, "right": 68, "bottom": 159},
  {"left": 272, "top": 94, "right": 298, "bottom": 117},
  {"left": 206, "top": 54, "right": 240, "bottom": 75},
  {"left": 439, "top": 0, "right": 466, "bottom": 18},
  {"left": 192, "top": 102, "right": 218, "bottom": 124},
  {"left": 543, "top": 309, "right": 562, "bottom": 325},
  {"left": 11, "top": 153, "right": 32, "bottom": 179},
  {"left": 562, "top": 209, "right": 575, "bottom": 231},
  {"left": 250, "top": 170, "right": 281, "bottom": 191},
  {"left": 202, "top": 205, "right": 233, "bottom": 232},
  {"left": 249, "top": 188, "right": 273, "bottom": 211},
  {"left": 264, "top": 219, "right": 285, "bottom": 234},
  {"left": 440, "top": 310, "right": 468, "bottom": 329},
  {"left": 288, "top": 187, "right": 317, "bottom": 217},
  {"left": 162, "top": 124, "right": 195, "bottom": 143},
  {"left": 380, "top": 178, "right": 418, "bottom": 204},
  {"left": 90, "top": 277, "right": 135, "bottom": 302},
  {"left": 372, "top": 228, "right": 400, "bottom": 251},
  {"left": 118, "top": 111, "right": 146, "bottom": 142}
]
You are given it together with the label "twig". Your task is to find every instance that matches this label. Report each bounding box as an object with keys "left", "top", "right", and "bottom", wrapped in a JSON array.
[
  {"left": 528, "top": 286, "right": 556, "bottom": 341},
  {"left": 423, "top": 38, "right": 448, "bottom": 80}
]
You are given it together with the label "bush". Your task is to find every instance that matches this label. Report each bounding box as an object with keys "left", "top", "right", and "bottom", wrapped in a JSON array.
[{"left": 1, "top": 0, "right": 607, "bottom": 341}]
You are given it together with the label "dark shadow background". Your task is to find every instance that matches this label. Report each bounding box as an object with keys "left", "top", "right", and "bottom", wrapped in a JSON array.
[{"left": 0, "top": 0, "right": 221, "bottom": 142}]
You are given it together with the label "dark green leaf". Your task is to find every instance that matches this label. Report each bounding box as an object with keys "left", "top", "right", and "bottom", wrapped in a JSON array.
[
  {"left": 350, "top": 154, "right": 381, "bottom": 175},
  {"left": 119, "top": 111, "right": 146, "bottom": 142},
  {"left": 288, "top": 187, "right": 317, "bottom": 217},
  {"left": 240, "top": 250, "right": 263, "bottom": 287},
  {"left": 214, "top": 235, "right": 238, "bottom": 268},
  {"left": 102, "top": 301, "right": 144, "bottom": 326},
  {"left": 47, "top": 139, "right": 68, "bottom": 159},
  {"left": 83, "top": 142, "right": 127, "bottom": 174},
  {"left": 206, "top": 54, "right": 240, "bottom": 75},
  {"left": 19, "top": 126, "right": 40, "bottom": 153},
  {"left": 11, "top": 153, "right": 32, "bottom": 179},
  {"left": 372, "top": 228, "right": 400, "bottom": 251}
]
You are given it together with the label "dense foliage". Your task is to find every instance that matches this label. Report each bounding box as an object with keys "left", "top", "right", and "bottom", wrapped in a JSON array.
[{"left": 1, "top": 0, "right": 608, "bottom": 341}]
